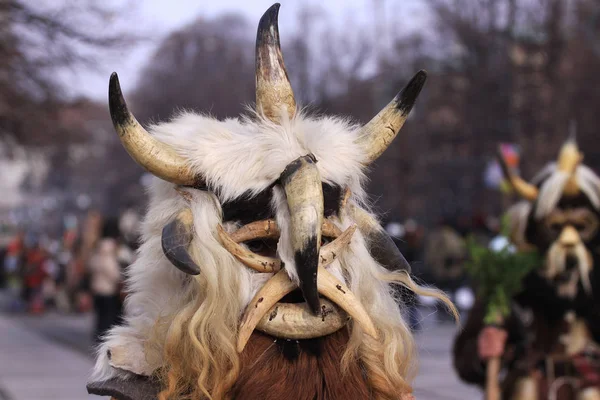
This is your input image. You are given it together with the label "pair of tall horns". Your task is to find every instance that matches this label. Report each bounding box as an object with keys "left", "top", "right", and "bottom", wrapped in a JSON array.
[
  {"left": 108, "top": 3, "right": 427, "bottom": 186},
  {"left": 496, "top": 137, "right": 583, "bottom": 201}
]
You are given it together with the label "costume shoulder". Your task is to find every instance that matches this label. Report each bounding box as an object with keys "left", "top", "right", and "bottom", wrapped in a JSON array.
[
  {"left": 453, "top": 299, "right": 486, "bottom": 386},
  {"left": 87, "top": 375, "right": 160, "bottom": 400}
]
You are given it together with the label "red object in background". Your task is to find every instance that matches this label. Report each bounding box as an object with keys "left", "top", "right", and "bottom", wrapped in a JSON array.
[
  {"left": 21, "top": 248, "right": 49, "bottom": 315},
  {"left": 499, "top": 143, "right": 520, "bottom": 168},
  {"left": 6, "top": 236, "right": 23, "bottom": 255},
  {"left": 77, "top": 292, "right": 93, "bottom": 312},
  {"left": 23, "top": 249, "right": 48, "bottom": 289},
  {"left": 63, "top": 229, "right": 77, "bottom": 248},
  {"left": 29, "top": 295, "right": 45, "bottom": 314}
]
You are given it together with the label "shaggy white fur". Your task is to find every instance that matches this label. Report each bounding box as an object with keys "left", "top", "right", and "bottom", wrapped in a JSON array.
[
  {"left": 533, "top": 163, "right": 600, "bottom": 219},
  {"left": 151, "top": 110, "right": 368, "bottom": 202},
  {"left": 505, "top": 201, "right": 532, "bottom": 249},
  {"left": 91, "top": 110, "right": 391, "bottom": 383}
]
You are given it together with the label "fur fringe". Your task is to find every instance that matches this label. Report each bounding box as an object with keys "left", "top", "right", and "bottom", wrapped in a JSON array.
[{"left": 90, "top": 110, "right": 457, "bottom": 399}]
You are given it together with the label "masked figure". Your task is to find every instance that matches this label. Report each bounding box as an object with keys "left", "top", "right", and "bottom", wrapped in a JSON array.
[
  {"left": 87, "top": 4, "right": 455, "bottom": 400},
  {"left": 423, "top": 221, "right": 467, "bottom": 291},
  {"left": 454, "top": 137, "right": 600, "bottom": 399}
]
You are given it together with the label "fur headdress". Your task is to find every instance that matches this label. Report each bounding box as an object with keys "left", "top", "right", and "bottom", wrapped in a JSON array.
[
  {"left": 498, "top": 134, "right": 600, "bottom": 219},
  {"left": 89, "top": 4, "right": 454, "bottom": 399},
  {"left": 498, "top": 135, "right": 600, "bottom": 297}
]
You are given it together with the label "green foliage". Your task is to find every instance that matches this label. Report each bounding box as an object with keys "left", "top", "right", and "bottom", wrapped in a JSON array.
[{"left": 465, "top": 236, "right": 540, "bottom": 325}]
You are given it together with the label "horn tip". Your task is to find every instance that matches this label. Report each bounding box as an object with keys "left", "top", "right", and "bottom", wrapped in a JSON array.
[
  {"left": 108, "top": 72, "right": 129, "bottom": 127},
  {"left": 294, "top": 233, "right": 321, "bottom": 316},
  {"left": 256, "top": 4, "right": 281, "bottom": 51},
  {"left": 305, "top": 295, "right": 321, "bottom": 316},
  {"left": 395, "top": 70, "right": 428, "bottom": 115},
  {"left": 108, "top": 72, "right": 120, "bottom": 95},
  {"left": 260, "top": 3, "right": 281, "bottom": 26},
  {"left": 161, "top": 221, "right": 201, "bottom": 276}
]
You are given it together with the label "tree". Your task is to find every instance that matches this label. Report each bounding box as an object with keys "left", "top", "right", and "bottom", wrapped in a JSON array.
[
  {"left": 133, "top": 13, "right": 254, "bottom": 123},
  {"left": 0, "top": 0, "right": 137, "bottom": 146}
]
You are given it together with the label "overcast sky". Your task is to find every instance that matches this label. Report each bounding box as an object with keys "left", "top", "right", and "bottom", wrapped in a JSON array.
[{"left": 66, "top": 0, "right": 430, "bottom": 100}]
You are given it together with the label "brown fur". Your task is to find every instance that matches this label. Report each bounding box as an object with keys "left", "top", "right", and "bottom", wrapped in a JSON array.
[{"left": 231, "top": 330, "right": 373, "bottom": 400}]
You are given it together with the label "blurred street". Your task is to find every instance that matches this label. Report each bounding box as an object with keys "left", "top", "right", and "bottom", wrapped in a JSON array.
[
  {"left": 413, "top": 321, "right": 482, "bottom": 400},
  {"left": 0, "top": 292, "right": 481, "bottom": 400},
  {"left": 0, "top": 307, "right": 95, "bottom": 400}
]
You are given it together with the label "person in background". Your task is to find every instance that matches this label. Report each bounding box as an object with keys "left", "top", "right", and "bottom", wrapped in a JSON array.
[
  {"left": 454, "top": 138, "right": 600, "bottom": 398},
  {"left": 40, "top": 240, "right": 57, "bottom": 309},
  {"left": 423, "top": 218, "right": 469, "bottom": 322},
  {"left": 423, "top": 218, "right": 467, "bottom": 293},
  {"left": 55, "top": 235, "right": 74, "bottom": 313},
  {"left": 4, "top": 230, "right": 25, "bottom": 311},
  {"left": 55, "top": 216, "right": 79, "bottom": 313},
  {"left": 75, "top": 210, "right": 103, "bottom": 313},
  {"left": 21, "top": 234, "right": 49, "bottom": 314},
  {"left": 118, "top": 207, "right": 140, "bottom": 251},
  {"left": 89, "top": 218, "right": 123, "bottom": 343}
]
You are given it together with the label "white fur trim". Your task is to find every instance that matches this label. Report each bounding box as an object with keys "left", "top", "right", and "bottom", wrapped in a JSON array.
[
  {"left": 577, "top": 165, "right": 600, "bottom": 209},
  {"left": 150, "top": 111, "right": 367, "bottom": 202},
  {"left": 505, "top": 201, "right": 532, "bottom": 247},
  {"left": 535, "top": 170, "right": 569, "bottom": 219},
  {"left": 91, "top": 111, "right": 412, "bottom": 383}
]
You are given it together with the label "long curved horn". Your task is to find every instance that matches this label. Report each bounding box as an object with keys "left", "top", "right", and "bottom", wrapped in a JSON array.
[
  {"left": 256, "top": 299, "right": 348, "bottom": 341},
  {"left": 357, "top": 70, "right": 427, "bottom": 163},
  {"left": 237, "top": 269, "right": 296, "bottom": 352},
  {"left": 109, "top": 73, "right": 199, "bottom": 186},
  {"left": 281, "top": 155, "right": 323, "bottom": 315},
  {"left": 216, "top": 225, "right": 282, "bottom": 273},
  {"left": 319, "top": 224, "right": 356, "bottom": 268},
  {"left": 161, "top": 208, "right": 200, "bottom": 275},
  {"left": 317, "top": 266, "right": 378, "bottom": 339},
  {"left": 557, "top": 136, "right": 583, "bottom": 196},
  {"left": 496, "top": 147, "right": 538, "bottom": 201},
  {"left": 348, "top": 204, "right": 411, "bottom": 273},
  {"left": 255, "top": 3, "right": 296, "bottom": 122}
]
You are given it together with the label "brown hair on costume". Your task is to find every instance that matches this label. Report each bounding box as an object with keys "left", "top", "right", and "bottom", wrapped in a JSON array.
[{"left": 231, "top": 330, "right": 373, "bottom": 400}]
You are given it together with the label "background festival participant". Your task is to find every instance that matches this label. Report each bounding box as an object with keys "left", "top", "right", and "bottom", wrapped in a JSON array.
[
  {"left": 89, "top": 218, "right": 124, "bottom": 343},
  {"left": 454, "top": 138, "right": 600, "bottom": 399}
]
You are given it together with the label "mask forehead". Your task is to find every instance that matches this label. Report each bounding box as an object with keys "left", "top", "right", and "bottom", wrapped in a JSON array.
[{"left": 220, "top": 183, "right": 343, "bottom": 224}]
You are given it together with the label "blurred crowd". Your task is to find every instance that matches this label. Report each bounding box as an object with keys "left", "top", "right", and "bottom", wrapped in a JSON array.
[
  {"left": 0, "top": 206, "right": 500, "bottom": 338},
  {"left": 387, "top": 213, "right": 501, "bottom": 328},
  {"left": 0, "top": 209, "right": 140, "bottom": 343}
]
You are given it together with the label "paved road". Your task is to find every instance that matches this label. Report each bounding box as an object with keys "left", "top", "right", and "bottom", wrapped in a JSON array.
[
  {"left": 413, "top": 321, "right": 482, "bottom": 399},
  {"left": 0, "top": 314, "right": 95, "bottom": 400},
  {"left": 0, "top": 304, "right": 482, "bottom": 400}
]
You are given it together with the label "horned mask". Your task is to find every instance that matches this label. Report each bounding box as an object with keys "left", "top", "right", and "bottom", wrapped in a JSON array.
[
  {"left": 498, "top": 137, "right": 600, "bottom": 298},
  {"left": 90, "top": 4, "right": 451, "bottom": 400}
]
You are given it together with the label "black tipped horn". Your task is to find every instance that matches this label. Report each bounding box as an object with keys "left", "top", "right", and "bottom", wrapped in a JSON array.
[
  {"left": 366, "top": 230, "right": 411, "bottom": 273},
  {"left": 294, "top": 235, "right": 321, "bottom": 315},
  {"left": 394, "top": 70, "right": 427, "bottom": 115},
  {"left": 109, "top": 72, "right": 129, "bottom": 128},
  {"left": 108, "top": 73, "right": 198, "bottom": 186},
  {"left": 255, "top": 3, "right": 296, "bottom": 122},
  {"left": 348, "top": 204, "right": 411, "bottom": 273},
  {"left": 281, "top": 155, "right": 324, "bottom": 315},
  {"left": 161, "top": 209, "right": 200, "bottom": 275},
  {"left": 357, "top": 70, "right": 427, "bottom": 163}
]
